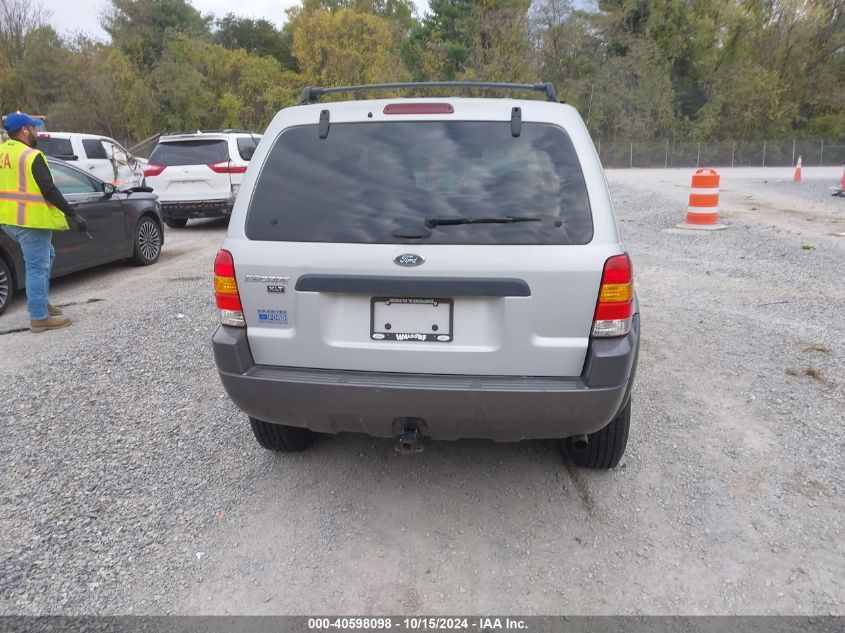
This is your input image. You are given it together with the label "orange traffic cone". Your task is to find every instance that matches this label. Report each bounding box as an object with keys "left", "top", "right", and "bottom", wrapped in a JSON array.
[
  {"left": 793, "top": 155, "right": 802, "bottom": 183},
  {"left": 677, "top": 168, "right": 727, "bottom": 230}
]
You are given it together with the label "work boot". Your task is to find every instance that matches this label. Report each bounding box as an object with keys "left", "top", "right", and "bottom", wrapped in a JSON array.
[
  {"left": 30, "top": 315, "right": 72, "bottom": 333},
  {"left": 48, "top": 303, "right": 63, "bottom": 316}
]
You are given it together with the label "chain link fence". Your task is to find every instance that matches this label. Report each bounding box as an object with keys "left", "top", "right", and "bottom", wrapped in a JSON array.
[{"left": 595, "top": 138, "right": 845, "bottom": 168}]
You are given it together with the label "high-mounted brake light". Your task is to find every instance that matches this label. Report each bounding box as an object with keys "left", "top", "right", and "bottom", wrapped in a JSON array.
[
  {"left": 208, "top": 160, "right": 247, "bottom": 174},
  {"left": 143, "top": 164, "right": 166, "bottom": 177},
  {"left": 592, "top": 254, "right": 634, "bottom": 337},
  {"left": 214, "top": 249, "right": 245, "bottom": 327},
  {"left": 383, "top": 103, "right": 454, "bottom": 115}
]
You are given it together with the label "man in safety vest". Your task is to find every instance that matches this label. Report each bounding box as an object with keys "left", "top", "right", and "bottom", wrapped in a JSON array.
[{"left": 0, "top": 112, "right": 87, "bottom": 332}]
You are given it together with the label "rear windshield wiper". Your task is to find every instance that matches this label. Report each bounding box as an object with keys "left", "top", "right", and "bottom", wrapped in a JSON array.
[{"left": 424, "top": 215, "right": 542, "bottom": 228}]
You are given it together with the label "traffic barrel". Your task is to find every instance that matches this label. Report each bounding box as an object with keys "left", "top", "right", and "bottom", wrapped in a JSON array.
[{"left": 677, "top": 168, "right": 726, "bottom": 230}]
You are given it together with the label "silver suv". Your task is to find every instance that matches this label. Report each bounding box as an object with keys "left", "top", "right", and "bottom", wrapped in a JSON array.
[{"left": 212, "top": 82, "right": 639, "bottom": 469}]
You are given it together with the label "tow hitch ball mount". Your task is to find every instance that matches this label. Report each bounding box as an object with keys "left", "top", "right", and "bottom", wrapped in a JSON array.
[{"left": 395, "top": 418, "right": 424, "bottom": 454}]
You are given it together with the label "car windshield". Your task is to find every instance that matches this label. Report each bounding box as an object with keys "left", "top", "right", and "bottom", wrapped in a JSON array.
[
  {"left": 149, "top": 140, "right": 229, "bottom": 166},
  {"left": 245, "top": 121, "right": 593, "bottom": 245},
  {"left": 38, "top": 137, "right": 74, "bottom": 159}
]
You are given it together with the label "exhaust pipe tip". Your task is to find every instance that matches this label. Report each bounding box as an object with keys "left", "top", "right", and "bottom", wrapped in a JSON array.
[{"left": 570, "top": 434, "right": 589, "bottom": 451}]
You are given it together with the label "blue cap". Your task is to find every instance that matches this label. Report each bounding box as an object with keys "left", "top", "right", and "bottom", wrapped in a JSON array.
[{"left": 3, "top": 112, "right": 41, "bottom": 132}]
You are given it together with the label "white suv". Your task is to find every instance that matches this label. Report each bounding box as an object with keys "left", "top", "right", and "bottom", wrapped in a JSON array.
[
  {"left": 143, "top": 130, "right": 261, "bottom": 228},
  {"left": 36, "top": 132, "right": 144, "bottom": 186},
  {"left": 212, "top": 83, "right": 640, "bottom": 469}
]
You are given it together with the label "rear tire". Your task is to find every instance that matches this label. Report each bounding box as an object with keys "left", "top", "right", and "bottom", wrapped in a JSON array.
[
  {"left": 249, "top": 417, "right": 316, "bottom": 452},
  {"left": 563, "top": 399, "right": 631, "bottom": 469},
  {"left": 164, "top": 218, "right": 188, "bottom": 228},
  {"left": 0, "top": 256, "right": 13, "bottom": 316}
]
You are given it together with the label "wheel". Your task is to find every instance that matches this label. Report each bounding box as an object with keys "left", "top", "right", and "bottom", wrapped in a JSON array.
[
  {"left": 0, "top": 256, "right": 13, "bottom": 316},
  {"left": 249, "top": 417, "right": 316, "bottom": 452},
  {"left": 130, "top": 216, "right": 162, "bottom": 265},
  {"left": 164, "top": 218, "right": 188, "bottom": 228},
  {"left": 563, "top": 399, "right": 631, "bottom": 469}
]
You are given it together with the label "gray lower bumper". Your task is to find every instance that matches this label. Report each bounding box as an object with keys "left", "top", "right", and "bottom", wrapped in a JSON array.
[
  {"left": 213, "top": 315, "right": 639, "bottom": 441},
  {"left": 161, "top": 200, "right": 232, "bottom": 219}
]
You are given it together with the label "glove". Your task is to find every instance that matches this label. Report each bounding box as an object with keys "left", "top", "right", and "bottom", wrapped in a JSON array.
[{"left": 74, "top": 216, "right": 88, "bottom": 233}]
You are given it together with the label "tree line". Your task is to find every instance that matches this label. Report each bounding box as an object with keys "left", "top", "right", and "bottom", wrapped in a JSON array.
[{"left": 0, "top": 0, "right": 842, "bottom": 146}]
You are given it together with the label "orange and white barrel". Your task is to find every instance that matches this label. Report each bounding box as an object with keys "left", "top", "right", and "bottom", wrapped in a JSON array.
[{"left": 678, "top": 168, "right": 726, "bottom": 230}]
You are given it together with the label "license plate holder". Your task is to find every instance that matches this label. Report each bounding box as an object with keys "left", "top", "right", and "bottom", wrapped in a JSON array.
[{"left": 370, "top": 297, "right": 453, "bottom": 342}]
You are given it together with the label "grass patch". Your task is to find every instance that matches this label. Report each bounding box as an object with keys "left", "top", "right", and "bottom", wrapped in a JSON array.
[
  {"left": 804, "top": 341, "right": 832, "bottom": 354},
  {"left": 786, "top": 366, "right": 831, "bottom": 384}
]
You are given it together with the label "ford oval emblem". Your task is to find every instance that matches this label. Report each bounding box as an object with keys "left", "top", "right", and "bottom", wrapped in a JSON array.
[{"left": 394, "top": 253, "right": 425, "bottom": 267}]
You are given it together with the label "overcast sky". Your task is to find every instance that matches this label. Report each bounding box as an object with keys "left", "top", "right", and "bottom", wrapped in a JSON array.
[{"left": 41, "top": 0, "right": 430, "bottom": 41}]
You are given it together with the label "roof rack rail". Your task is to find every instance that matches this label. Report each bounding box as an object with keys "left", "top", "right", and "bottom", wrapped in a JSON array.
[
  {"left": 299, "top": 82, "right": 558, "bottom": 105},
  {"left": 163, "top": 128, "right": 256, "bottom": 136}
]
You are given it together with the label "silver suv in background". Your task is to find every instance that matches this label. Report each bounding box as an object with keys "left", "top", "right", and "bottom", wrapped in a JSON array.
[
  {"left": 143, "top": 130, "right": 261, "bottom": 228},
  {"left": 212, "top": 83, "right": 640, "bottom": 469}
]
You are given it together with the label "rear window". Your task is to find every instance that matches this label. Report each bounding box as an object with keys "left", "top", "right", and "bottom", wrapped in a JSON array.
[
  {"left": 38, "top": 137, "right": 75, "bottom": 160},
  {"left": 245, "top": 121, "right": 593, "bottom": 245},
  {"left": 149, "top": 140, "right": 229, "bottom": 166}
]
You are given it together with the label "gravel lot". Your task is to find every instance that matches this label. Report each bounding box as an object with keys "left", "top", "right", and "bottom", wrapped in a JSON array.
[{"left": 0, "top": 168, "right": 843, "bottom": 615}]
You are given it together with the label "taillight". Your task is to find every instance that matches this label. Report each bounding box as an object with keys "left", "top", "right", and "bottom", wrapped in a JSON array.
[
  {"left": 208, "top": 160, "right": 247, "bottom": 174},
  {"left": 214, "top": 250, "right": 245, "bottom": 327},
  {"left": 592, "top": 254, "right": 634, "bottom": 337},
  {"left": 143, "top": 164, "right": 166, "bottom": 177}
]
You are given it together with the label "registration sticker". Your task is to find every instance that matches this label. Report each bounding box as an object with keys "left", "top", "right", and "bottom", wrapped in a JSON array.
[{"left": 258, "top": 309, "right": 288, "bottom": 324}]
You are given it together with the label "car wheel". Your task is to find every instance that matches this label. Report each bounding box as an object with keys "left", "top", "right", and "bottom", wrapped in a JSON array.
[
  {"left": 249, "top": 417, "right": 316, "bottom": 452},
  {"left": 563, "top": 398, "right": 631, "bottom": 469},
  {"left": 0, "top": 256, "right": 13, "bottom": 316},
  {"left": 130, "top": 216, "right": 162, "bottom": 265},
  {"left": 164, "top": 218, "right": 188, "bottom": 228}
]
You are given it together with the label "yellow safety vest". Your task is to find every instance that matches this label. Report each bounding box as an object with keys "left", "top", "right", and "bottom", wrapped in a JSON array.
[{"left": 0, "top": 139, "right": 69, "bottom": 230}]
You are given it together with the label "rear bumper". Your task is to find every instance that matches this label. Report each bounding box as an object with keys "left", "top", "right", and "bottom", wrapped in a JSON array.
[
  {"left": 213, "top": 314, "right": 639, "bottom": 441},
  {"left": 160, "top": 199, "right": 232, "bottom": 219}
]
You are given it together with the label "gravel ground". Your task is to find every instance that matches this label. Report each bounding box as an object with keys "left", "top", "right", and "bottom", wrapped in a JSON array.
[{"left": 0, "top": 170, "right": 843, "bottom": 615}]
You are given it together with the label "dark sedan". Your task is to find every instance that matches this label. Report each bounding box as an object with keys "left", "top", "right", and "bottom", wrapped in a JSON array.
[{"left": 0, "top": 158, "right": 164, "bottom": 315}]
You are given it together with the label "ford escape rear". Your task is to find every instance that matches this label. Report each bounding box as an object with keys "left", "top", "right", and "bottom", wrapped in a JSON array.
[{"left": 212, "top": 82, "right": 639, "bottom": 469}]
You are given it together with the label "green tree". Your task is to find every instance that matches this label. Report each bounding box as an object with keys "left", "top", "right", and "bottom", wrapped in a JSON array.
[
  {"left": 300, "top": 0, "right": 417, "bottom": 32},
  {"left": 213, "top": 14, "right": 297, "bottom": 70},
  {"left": 8, "top": 26, "right": 67, "bottom": 114},
  {"left": 0, "top": 0, "right": 51, "bottom": 67},
  {"left": 291, "top": 9, "right": 409, "bottom": 87},
  {"left": 465, "top": 0, "right": 535, "bottom": 83},
  {"left": 404, "top": 0, "right": 479, "bottom": 80},
  {"left": 46, "top": 39, "right": 155, "bottom": 141},
  {"left": 102, "top": 0, "right": 212, "bottom": 68},
  {"left": 151, "top": 34, "right": 298, "bottom": 132}
]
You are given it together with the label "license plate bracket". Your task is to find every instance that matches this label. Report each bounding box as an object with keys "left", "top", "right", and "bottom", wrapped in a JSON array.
[{"left": 370, "top": 297, "right": 453, "bottom": 342}]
